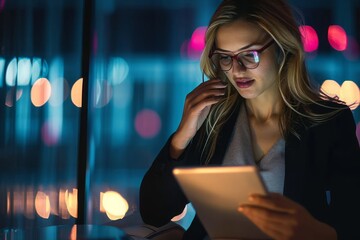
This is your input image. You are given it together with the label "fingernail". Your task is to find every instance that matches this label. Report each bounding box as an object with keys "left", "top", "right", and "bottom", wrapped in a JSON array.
[{"left": 238, "top": 207, "right": 244, "bottom": 212}]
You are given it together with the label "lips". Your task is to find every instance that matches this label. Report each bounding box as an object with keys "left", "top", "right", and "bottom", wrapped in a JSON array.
[{"left": 235, "top": 78, "right": 254, "bottom": 88}]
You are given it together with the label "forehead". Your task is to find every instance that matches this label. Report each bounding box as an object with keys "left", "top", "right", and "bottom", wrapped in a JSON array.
[{"left": 216, "top": 20, "right": 267, "bottom": 51}]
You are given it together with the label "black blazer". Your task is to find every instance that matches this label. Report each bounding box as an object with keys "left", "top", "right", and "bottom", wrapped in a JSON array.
[{"left": 140, "top": 103, "right": 360, "bottom": 240}]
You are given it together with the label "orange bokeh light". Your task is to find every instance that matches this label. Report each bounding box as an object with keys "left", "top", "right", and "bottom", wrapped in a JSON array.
[
  {"left": 35, "top": 191, "right": 51, "bottom": 219},
  {"left": 31, "top": 78, "right": 52, "bottom": 107},
  {"left": 321, "top": 80, "right": 360, "bottom": 110},
  {"left": 71, "top": 78, "right": 83, "bottom": 108},
  {"left": 65, "top": 188, "right": 78, "bottom": 218},
  {"left": 100, "top": 191, "right": 129, "bottom": 220}
]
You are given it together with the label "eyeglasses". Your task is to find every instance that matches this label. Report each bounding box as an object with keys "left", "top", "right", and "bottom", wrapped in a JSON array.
[{"left": 209, "top": 40, "right": 275, "bottom": 71}]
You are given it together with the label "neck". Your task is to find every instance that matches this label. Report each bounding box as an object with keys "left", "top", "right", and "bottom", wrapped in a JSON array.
[{"left": 245, "top": 94, "right": 283, "bottom": 122}]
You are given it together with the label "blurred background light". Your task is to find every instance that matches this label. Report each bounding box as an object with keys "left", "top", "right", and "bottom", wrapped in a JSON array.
[
  {"left": 100, "top": 191, "right": 129, "bottom": 220},
  {"left": 31, "top": 78, "right": 52, "bottom": 107},
  {"left": 65, "top": 188, "right": 78, "bottom": 218},
  {"left": 344, "top": 36, "right": 360, "bottom": 60},
  {"left": 6, "top": 57, "right": 17, "bottom": 87},
  {"left": 187, "top": 26, "right": 207, "bottom": 59},
  {"left": 299, "top": 25, "right": 319, "bottom": 52},
  {"left": 94, "top": 80, "right": 112, "bottom": 108},
  {"left": 0, "top": 57, "right": 5, "bottom": 87},
  {"left": 71, "top": 78, "right": 83, "bottom": 108},
  {"left": 49, "top": 78, "right": 70, "bottom": 106},
  {"left": 135, "top": 109, "right": 161, "bottom": 138},
  {"left": 328, "top": 25, "right": 348, "bottom": 51},
  {"left": 339, "top": 80, "right": 360, "bottom": 110},
  {"left": 321, "top": 79, "right": 360, "bottom": 110},
  {"left": 321, "top": 79, "right": 341, "bottom": 99},
  {"left": 5, "top": 88, "right": 23, "bottom": 107},
  {"left": 41, "top": 120, "right": 61, "bottom": 146},
  {"left": 35, "top": 191, "right": 51, "bottom": 219},
  {"left": 108, "top": 57, "right": 129, "bottom": 85},
  {"left": 17, "top": 57, "right": 32, "bottom": 86}
]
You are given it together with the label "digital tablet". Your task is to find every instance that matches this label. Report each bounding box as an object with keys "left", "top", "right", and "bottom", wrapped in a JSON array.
[{"left": 173, "top": 165, "right": 271, "bottom": 240}]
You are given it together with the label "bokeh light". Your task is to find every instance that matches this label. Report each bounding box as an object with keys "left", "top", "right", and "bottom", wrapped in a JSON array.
[
  {"left": 101, "top": 191, "right": 129, "bottom": 220},
  {"left": 65, "top": 188, "right": 78, "bottom": 218},
  {"left": 189, "top": 26, "right": 206, "bottom": 51},
  {"left": 299, "top": 25, "right": 319, "bottom": 52},
  {"left": 321, "top": 79, "right": 341, "bottom": 99},
  {"left": 321, "top": 79, "right": 360, "bottom": 110},
  {"left": 41, "top": 121, "right": 60, "bottom": 146},
  {"left": 59, "top": 189, "right": 71, "bottom": 219},
  {"left": 31, "top": 58, "right": 49, "bottom": 84},
  {"left": 187, "top": 26, "right": 207, "bottom": 59},
  {"left": 31, "top": 78, "right": 52, "bottom": 107},
  {"left": 0, "top": 57, "right": 5, "bottom": 87},
  {"left": 94, "top": 80, "right": 113, "bottom": 108},
  {"left": 328, "top": 25, "right": 348, "bottom": 51},
  {"left": 108, "top": 57, "right": 129, "bottom": 85},
  {"left": 6, "top": 57, "right": 17, "bottom": 86},
  {"left": 35, "top": 191, "right": 51, "bottom": 219},
  {"left": 25, "top": 190, "right": 35, "bottom": 219},
  {"left": 71, "top": 78, "right": 83, "bottom": 108},
  {"left": 5, "top": 88, "right": 23, "bottom": 107},
  {"left": 344, "top": 36, "right": 360, "bottom": 60},
  {"left": 135, "top": 109, "right": 161, "bottom": 138},
  {"left": 49, "top": 78, "right": 70, "bottom": 106},
  {"left": 17, "top": 57, "right": 32, "bottom": 86},
  {"left": 339, "top": 81, "right": 360, "bottom": 110},
  {"left": 0, "top": 0, "right": 5, "bottom": 12}
]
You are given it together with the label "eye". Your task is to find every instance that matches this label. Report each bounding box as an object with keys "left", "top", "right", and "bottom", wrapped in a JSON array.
[
  {"left": 240, "top": 51, "right": 259, "bottom": 63},
  {"left": 219, "top": 54, "right": 232, "bottom": 64}
]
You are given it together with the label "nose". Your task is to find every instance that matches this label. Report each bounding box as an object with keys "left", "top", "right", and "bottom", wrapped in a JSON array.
[{"left": 231, "top": 58, "right": 246, "bottom": 72}]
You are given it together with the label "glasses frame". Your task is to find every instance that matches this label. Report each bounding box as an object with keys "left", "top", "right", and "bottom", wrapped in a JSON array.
[{"left": 209, "top": 40, "right": 275, "bottom": 71}]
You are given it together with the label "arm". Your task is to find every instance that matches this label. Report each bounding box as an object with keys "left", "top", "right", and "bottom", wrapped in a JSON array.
[
  {"left": 328, "top": 107, "right": 360, "bottom": 239},
  {"left": 237, "top": 107, "right": 360, "bottom": 240},
  {"left": 140, "top": 79, "right": 227, "bottom": 227}
]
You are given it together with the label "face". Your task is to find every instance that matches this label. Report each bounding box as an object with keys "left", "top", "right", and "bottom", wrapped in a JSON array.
[{"left": 215, "top": 20, "right": 279, "bottom": 101}]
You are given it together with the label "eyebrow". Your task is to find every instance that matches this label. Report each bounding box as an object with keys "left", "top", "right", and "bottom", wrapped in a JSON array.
[{"left": 215, "top": 42, "right": 263, "bottom": 53}]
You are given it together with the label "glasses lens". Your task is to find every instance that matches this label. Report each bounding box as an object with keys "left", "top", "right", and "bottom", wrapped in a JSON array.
[
  {"left": 238, "top": 51, "right": 259, "bottom": 69},
  {"left": 211, "top": 53, "right": 232, "bottom": 71}
]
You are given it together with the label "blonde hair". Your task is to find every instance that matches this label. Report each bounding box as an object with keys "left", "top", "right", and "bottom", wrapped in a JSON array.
[{"left": 199, "top": 0, "right": 344, "bottom": 164}]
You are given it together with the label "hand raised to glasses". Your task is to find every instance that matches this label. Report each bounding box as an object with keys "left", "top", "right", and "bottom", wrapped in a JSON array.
[
  {"left": 170, "top": 79, "right": 227, "bottom": 159},
  {"left": 239, "top": 193, "right": 337, "bottom": 240}
]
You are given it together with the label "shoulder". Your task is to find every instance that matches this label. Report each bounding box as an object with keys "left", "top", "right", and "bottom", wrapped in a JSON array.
[{"left": 307, "top": 100, "right": 349, "bottom": 115}]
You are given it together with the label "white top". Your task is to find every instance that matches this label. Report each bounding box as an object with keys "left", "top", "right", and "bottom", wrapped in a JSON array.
[{"left": 222, "top": 104, "right": 285, "bottom": 194}]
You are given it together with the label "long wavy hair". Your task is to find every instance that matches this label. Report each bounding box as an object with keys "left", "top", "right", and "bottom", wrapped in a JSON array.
[{"left": 198, "top": 0, "right": 344, "bottom": 164}]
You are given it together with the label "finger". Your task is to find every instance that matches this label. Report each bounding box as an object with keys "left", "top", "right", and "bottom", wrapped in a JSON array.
[
  {"left": 189, "top": 95, "right": 224, "bottom": 115},
  {"left": 188, "top": 79, "right": 227, "bottom": 101},
  {"left": 247, "top": 193, "right": 298, "bottom": 214},
  {"left": 238, "top": 206, "right": 292, "bottom": 239},
  {"left": 185, "top": 89, "right": 226, "bottom": 113},
  {"left": 239, "top": 205, "right": 295, "bottom": 225}
]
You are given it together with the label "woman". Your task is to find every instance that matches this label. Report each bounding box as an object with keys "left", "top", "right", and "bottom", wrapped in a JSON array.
[{"left": 140, "top": 0, "right": 360, "bottom": 239}]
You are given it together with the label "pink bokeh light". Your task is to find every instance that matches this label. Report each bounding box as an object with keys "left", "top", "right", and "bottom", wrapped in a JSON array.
[
  {"left": 0, "top": 0, "right": 5, "bottom": 12},
  {"left": 344, "top": 36, "right": 360, "bottom": 60},
  {"left": 135, "top": 109, "right": 161, "bottom": 138},
  {"left": 328, "top": 25, "right": 348, "bottom": 51},
  {"left": 299, "top": 25, "right": 319, "bottom": 52},
  {"left": 187, "top": 26, "right": 207, "bottom": 59},
  {"left": 41, "top": 121, "right": 60, "bottom": 146}
]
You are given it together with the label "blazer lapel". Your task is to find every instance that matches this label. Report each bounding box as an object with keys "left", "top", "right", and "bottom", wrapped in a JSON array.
[{"left": 284, "top": 123, "right": 309, "bottom": 203}]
